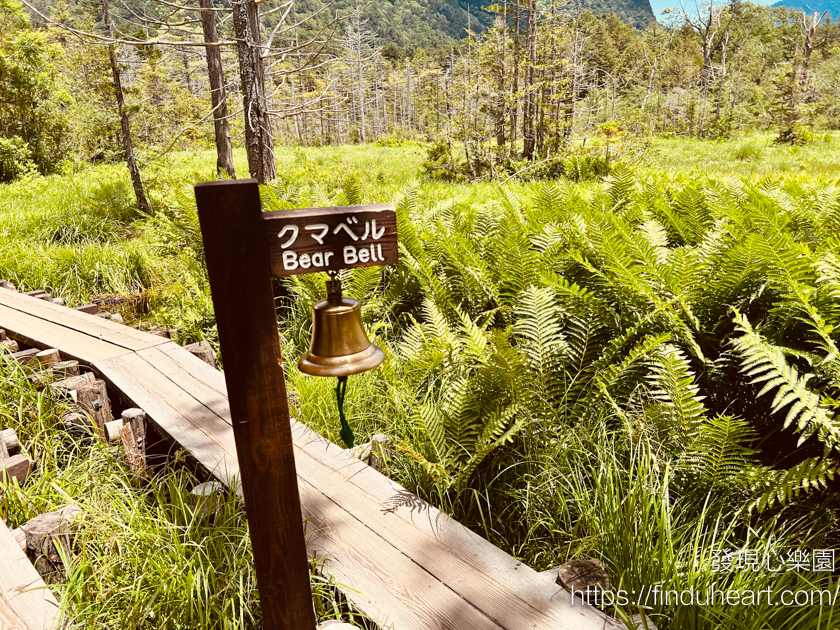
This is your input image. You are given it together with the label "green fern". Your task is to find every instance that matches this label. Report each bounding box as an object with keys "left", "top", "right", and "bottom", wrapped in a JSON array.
[
  {"left": 732, "top": 313, "right": 840, "bottom": 451},
  {"left": 747, "top": 457, "right": 839, "bottom": 512},
  {"left": 677, "top": 414, "right": 759, "bottom": 491}
]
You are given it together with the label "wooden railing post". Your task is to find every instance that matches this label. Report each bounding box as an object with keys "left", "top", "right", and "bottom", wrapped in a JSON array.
[{"left": 195, "top": 179, "right": 316, "bottom": 630}]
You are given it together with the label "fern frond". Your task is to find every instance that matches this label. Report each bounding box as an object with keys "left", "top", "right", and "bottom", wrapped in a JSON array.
[
  {"left": 732, "top": 313, "right": 840, "bottom": 451},
  {"left": 747, "top": 457, "right": 839, "bottom": 513},
  {"left": 678, "top": 414, "right": 759, "bottom": 490},
  {"left": 647, "top": 345, "right": 707, "bottom": 447}
]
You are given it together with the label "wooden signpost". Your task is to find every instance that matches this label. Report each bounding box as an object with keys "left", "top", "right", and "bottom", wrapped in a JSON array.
[{"left": 195, "top": 179, "right": 396, "bottom": 630}]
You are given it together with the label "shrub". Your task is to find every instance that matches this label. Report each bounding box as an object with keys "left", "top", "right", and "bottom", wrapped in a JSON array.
[
  {"left": 0, "top": 136, "right": 36, "bottom": 182},
  {"left": 733, "top": 141, "right": 763, "bottom": 161}
]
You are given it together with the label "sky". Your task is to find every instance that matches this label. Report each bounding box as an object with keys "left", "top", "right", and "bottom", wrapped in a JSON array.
[{"left": 649, "top": 0, "right": 777, "bottom": 18}]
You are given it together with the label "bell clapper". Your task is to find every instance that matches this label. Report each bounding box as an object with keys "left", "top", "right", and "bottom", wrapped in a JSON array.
[{"left": 335, "top": 375, "right": 354, "bottom": 448}]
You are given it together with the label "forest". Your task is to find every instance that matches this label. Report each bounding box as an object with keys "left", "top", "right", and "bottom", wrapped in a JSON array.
[{"left": 1, "top": 0, "right": 840, "bottom": 628}]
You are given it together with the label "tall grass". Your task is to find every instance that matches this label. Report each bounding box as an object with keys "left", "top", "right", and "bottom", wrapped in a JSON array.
[{"left": 0, "top": 355, "right": 368, "bottom": 628}]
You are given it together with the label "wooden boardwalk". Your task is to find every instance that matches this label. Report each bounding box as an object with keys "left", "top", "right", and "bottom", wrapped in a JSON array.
[
  {"left": 0, "top": 289, "right": 620, "bottom": 630},
  {"left": 0, "top": 518, "right": 63, "bottom": 629}
]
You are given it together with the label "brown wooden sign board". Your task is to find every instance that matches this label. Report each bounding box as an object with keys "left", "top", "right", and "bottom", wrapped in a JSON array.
[{"left": 263, "top": 203, "right": 397, "bottom": 277}]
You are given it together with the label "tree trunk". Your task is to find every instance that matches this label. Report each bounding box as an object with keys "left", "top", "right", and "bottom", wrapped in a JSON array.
[
  {"left": 800, "top": 11, "right": 825, "bottom": 89},
  {"left": 199, "top": 0, "right": 236, "bottom": 178},
  {"left": 495, "top": 14, "right": 507, "bottom": 146},
  {"left": 522, "top": 0, "right": 537, "bottom": 159},
  {"left": 511, "top": 0, "right": 521, "bottom": 153},
  {"left": 102, "top": 0, "right": 152, "bottom": 217},
  {"left": 231, "top": 0, "right": 276, "bottom": 183},
  {"left": 358, "top": 41, "right": 367, "bottom": 142}
]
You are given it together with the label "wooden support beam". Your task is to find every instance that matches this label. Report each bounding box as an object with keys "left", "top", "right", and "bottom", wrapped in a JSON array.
[
  {"left": 10, "top": 527, "right": 26, "bottom": 552},
  {"left": 49, "top": 360, "right": 80, "bottom": 378},
  {"left": 49, "top": 373, "right": 95, "bottom": 398},
  {"left": 104, "top": 419, "right": 123, "bottom": 442},
  {"left": 1, "top": 428, "right": 20, "bottom": 455},
  {"left": 75, "top": 380, "right": 111, "bottom": 433},
  {"left": 190, "top": 481, "right": 225, "bottom": 518},
  {"left": 9, "top": 348, "right": 40, "bottom": 365},
  {"left": 35, "top": 348, "right": 61, "bottom": 369},
  {"left": 22, "top": 505, "right": 82, "bottom": 577},
  {"left": 1, "top": 339, "right": 19, "bottom": 353},
  {"left": 61, "top": 412, "right": 90, "bottom": 434},
  {"left": 196, "top": 179, "right": 316, "bottom": 630},
  {"left": 71, "top": 303, "right": 99, "bottom": 314},
  {"left": 1, "top": 454, "right": 34, "bottom": 484},
  {"left": 119, "top": 409, "right": 146, "bottom": 471},
  {"left": 183, "top": 340, "right": 217, "bottom": 368}
]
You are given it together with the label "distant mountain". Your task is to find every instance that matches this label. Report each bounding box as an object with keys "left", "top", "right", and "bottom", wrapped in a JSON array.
[
  {"left": 574, "top": 0, "right": 656, "bottom": 29},
  {"left": 28, "top": 0, "right": 656, "bottom": 52},
  {"left": 347, "top": 0, "right": 656, "bottom": 49},
  {"left": 771, "top": 0, "right": 839, "bottom": 19}
]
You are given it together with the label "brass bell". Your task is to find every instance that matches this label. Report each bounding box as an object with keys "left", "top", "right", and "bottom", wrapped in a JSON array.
[{"left": 298, "top": 277, "right": 384, "bottom": 378}]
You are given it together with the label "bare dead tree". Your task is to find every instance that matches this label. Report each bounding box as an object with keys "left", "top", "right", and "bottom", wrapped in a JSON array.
[
  {"left": 102, "top": 0, "right": 153, "bottom": 216},
  {"left": 199, "top": 0, "right": 236, "bottom": 178},
  {"left": 231, "top": 0, "right": 275, "bottom": 183}
]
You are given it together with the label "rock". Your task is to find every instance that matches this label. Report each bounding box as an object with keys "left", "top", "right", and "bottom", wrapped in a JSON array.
[
  {"left": 10, "top": 527, "right": 26, "bottom": 552},
  {"left": 110, "top": 313, "right": 124, "bottom": 324},
  {"left": 556, "top": 558, "right": 611, "bottom": 606},
  {"left": 51, "top": 298, "right": 65, "bottom": 306}
]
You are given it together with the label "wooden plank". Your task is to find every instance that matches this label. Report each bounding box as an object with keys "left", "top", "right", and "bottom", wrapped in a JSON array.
[
  {"left": 0, "top": 303, "right": 125, "bottom": 363},
  {"left": 0, "top": 290, "right": 166, "bottom": 353},
  {"left": 263, "top": 204, "right": 398, "bottom": 277},
  {"left": 0, "top": 282, "right": 618, "bottom": 630},
  {"left": 71, "top": 304, "right": 99, "bottom": 315},
  {"left": 0, "top": 519, "right": 62, "bottom": 629},
  {"left": 195, "top": 179, "right": 316, "bottom": 630},
  {"left": 290, "top": 422, "right": 612, "bottom": 630}
]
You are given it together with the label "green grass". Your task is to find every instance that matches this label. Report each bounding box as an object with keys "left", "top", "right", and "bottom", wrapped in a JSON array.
[{"left": 642, "top": 133, "right": 840, "bottom": 180}]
